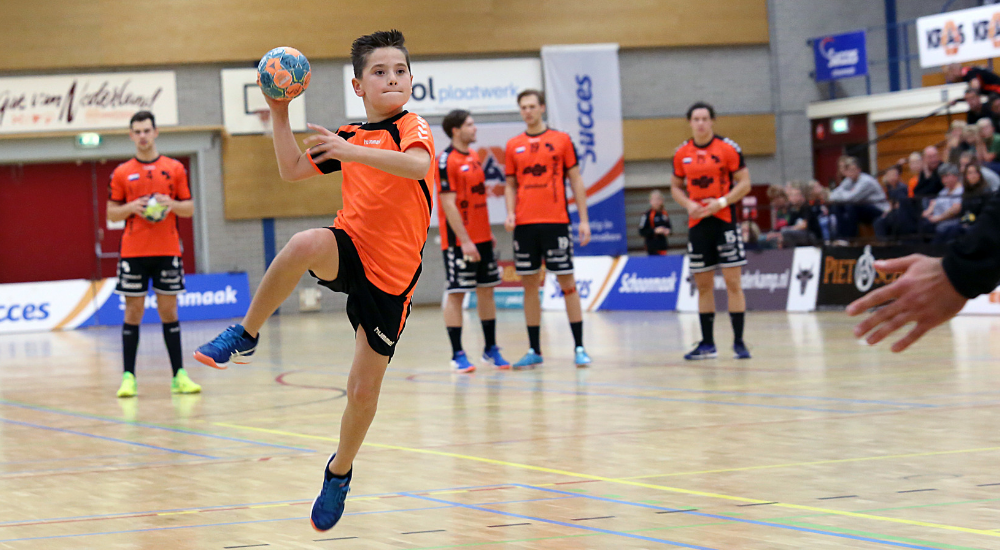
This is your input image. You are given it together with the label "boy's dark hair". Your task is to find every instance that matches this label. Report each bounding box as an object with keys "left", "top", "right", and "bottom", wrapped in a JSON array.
[
  {"left": 129, "top": 111, "right": 156, "bottom": 129},
  {"left": 442, "top": 109, "right": 471, "bottom": 139},
  {"left": 516, "top": 89, "right": 545, "bottom": 106},
  {"left": 351, "top": 29, "right": 410, "bottom": 78},
  {"left": 686, "top": 101, "right": 716, "bottom": 120}
]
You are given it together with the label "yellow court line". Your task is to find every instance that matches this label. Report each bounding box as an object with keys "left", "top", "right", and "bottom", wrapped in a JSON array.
[
  {"left": 213, "top": 422, "right": 1000, "bottom": 539},
  {"left": 618, "top": 446, "right": 1000, "bottom": 480}
]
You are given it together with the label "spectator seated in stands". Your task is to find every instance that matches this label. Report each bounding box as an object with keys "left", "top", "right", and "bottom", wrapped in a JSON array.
[
  {"left": 958, "top": 150, "right": 1000, "bottom": 191},
  {"left": 741, "top": 220, "right": 767, "bottom": 251},
  {"left": 945, "top": 63, "right": 1000, "bottom": 96},
  {"left": 761, "top": 184, "right": 788, "bottom": 248},
  {"left": 921, "top": 163, "right": 964, "bottom": 243},
  {"left": 976, "top": 117, "right": 1000, "bottom": 165},
  {"left": 936, "top": 163, "right": 995, "bottom": 243},
  {"left": 914, "top": 145, "right": 943, "bottom": 197},
  {"left": 780, "top": 182, "right": 820, "bottom": 247},
  {"left": 637, "top": 189, "right": 671, "bottom": 255},
  {"left": 829, "top": 156, "right": 888, "bottom": 240},
  {"left": 946, "top": 121, "right": 978, "bottom": 165},
  {"left": 988, "top": 94, "right": 1000, "bottom": 129},
  {"left": 875, "top": 164, "right": 915, "bottom": 240},
  {"left": 808, "top": 181, "right": 836, "bottom": 242},
  {"left": 964, "top": 87, "right": 989, "bottom": 125},
  {"left": 904, "top": 151, "right": 922, "bottom": 198}
]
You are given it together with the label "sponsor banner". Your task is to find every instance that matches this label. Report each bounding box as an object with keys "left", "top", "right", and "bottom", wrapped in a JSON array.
[
  {"left": 677, "top": 249, "right": 794, "bottom": 312},
  {"left": 430, "top": 122, "right": 522, "bottom": 227},
  {"left": 0, "top": 71, "right": 178, "bottom": 134},
  {"left": 817, "top": 245, "right": 929, "bottom": 307},
  {"left": 812, "top": 31, "right": 868, "bottom": 81},
  {"left": 343, "top": 59, "right": 542, "bottom": 119},
  {"left": 542, "top": 256, "right": 617, "bottom": 311},
  {"left": 0, "top": 273, "right": 250, "bottom": 334},
  {"left": 542, "top": 44, "right": 627, "bottom": 256},
  {"left": 917, "top": 4, "right": 1000, "bottom": 67},
  {"left": 220, "top": 68, "right": 306, "bottom": 135},
  {"left": 960, "top": 285, "right": 1000, "bottom": 314},
  {"left": 787, "top": 247, "right": 822, "bottom": 312},
  {"left": 597, "top": 255, "right": 683, "bottom": 311}
]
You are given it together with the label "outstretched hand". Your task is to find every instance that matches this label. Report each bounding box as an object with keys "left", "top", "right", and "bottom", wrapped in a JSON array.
[
  {"left": 846, "top": 255, "right": 968, "bottom": 353},
  {"left": 304, "top": 123, "right": 355, "bottom": 163}
]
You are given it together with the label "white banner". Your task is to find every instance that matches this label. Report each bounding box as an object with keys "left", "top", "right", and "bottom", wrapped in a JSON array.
[
  {"left": 343, "top": 58, "right": 541, "bottom": 119},
  {"left": 0, "top": 279, "right": 115, "bottom": 335},
  {"left": 959, "top": 285, "right": 1000, "bottom": 314},
  {"left": 221, "top": 68, "right": 306, "bottom": 135},
  {"left": 917, "top": 5, "right": 1000, "bottom": 67},
  {"left": 787, "top": 247, "right": 822, "bottom": 312},
  {"left": 0, "top": 71, "right": 178, "bottom": 134},
  {"left": 541, "top": 44, "right": 627, "bottom": 256}
]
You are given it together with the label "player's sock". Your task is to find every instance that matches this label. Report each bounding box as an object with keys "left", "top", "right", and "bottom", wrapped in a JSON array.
[
  {"left": 162, "top": 321, "right": 183, "bottom": 376},
  {"left": 527, "top": 325, "right": 541, "bottom": 355},
  {"left": 699, "top": 313, "right": 715, "bottom": 346},
  {"left": 123, "top": 323, "right": 140, "bottom": 375},
  {"left": 730, "top": 312, "right": 745, "bottom": 345},
  {"left": 481, "top": 319, "right": 496, "bottom": 351},
  {"left": 242, "top": 328, "right": 258, "bottom": 341},
  {"left": 570, "top": 321, "right": 583, "bottom": 348},
  {"left": 447, "top": 326, "right": 463, "bottom": 355}
]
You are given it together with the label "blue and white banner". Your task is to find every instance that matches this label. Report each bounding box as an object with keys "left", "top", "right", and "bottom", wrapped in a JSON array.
[
  {"left": 598, "top": 255, "right": 683, "bottom": 311},
  {"left": 541, "top": 44, "right": 627, "bottom": 256},
  {"left": 813, "top": 31, "right": 868, "bottom": 81},
  {"left": 0, "top": 273, "right": 251, "bottom": 334}
]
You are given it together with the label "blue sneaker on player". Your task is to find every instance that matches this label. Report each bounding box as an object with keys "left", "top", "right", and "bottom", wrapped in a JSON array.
[
  {"left": 311, "top": 454, "right": 352, "bottom": 532},
  {"left": 450, "top": 351, "right": 476, "bottom": 373},
  {"left": 574, "top": 346, "right": 592, "bottom": 367},
  {"left": 684, "top": 342, "right": 718, "bottom": 360},
  {"left": 193, "top": 324, "right": 257, "bottom": 370},
  {"left": 513, "top": 348, "right": 544, "bottom": 369},
  {"left": 733, "top": 341, "right": 752, "bottom": 359},
  {"left": 482, "top": 346, "right": 510, "bottom": 370}
]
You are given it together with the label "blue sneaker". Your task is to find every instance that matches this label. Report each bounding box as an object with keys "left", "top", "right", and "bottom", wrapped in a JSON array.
[
  {"left": 310, "top": 454, "right": 351, "bottom": 532},
  {"left": 450, "top": 351, "right": 476, "bottom": 373},
  {"left": 513, "top": 348, "right": 544, "bottom": 370},
  {"left": 482, "top": 345, "right": 511, "bottom": 370},
  {"left": 733, "top": 341, "right": 752, "bottom": 359},
  {"left": 683, "top": 342, "right": 718, "bottom": 360},
  {"left": 574, "top": 346, "right": 592, "bottom": 367},
  {"left": 193, "top": 324, "right": 257, "bottom": 370}
]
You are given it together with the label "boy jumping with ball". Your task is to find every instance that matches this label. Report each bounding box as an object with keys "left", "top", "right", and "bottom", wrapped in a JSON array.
[{"left": 194, "top": 30, "right": 434, "bottom": 531}]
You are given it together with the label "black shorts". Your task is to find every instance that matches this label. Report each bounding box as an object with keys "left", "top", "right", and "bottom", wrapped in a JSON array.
[
  {"left": 115, "top": 256, "right": 185, "bottom": 296},
  {"left": 687, "top": 217, "right": 747, "bottom": 273},
  {"left": 443, "top": 241, "right": 502, "bottom": 293},
  {"left": 513, "top": 223, "right": 574, "bottom": 275},
  {"left": 310, "top": 227, "right": 416, "bottom": 359}
]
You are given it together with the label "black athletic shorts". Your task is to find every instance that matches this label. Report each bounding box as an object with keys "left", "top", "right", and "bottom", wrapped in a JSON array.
[
  {"left": 512, "top": 223, "right": 574, "bottom": 275},
  {"left": 115, "top": 256, "right": 185, "bottom": 296},
  {"left": 310, "top": 227, "right": 416, "bottom": 359},
  {"left": 687, "top": 217, "right": 747, "bottom": 273},
  {"left": 443, "top": 241, "right": 502, "bottom": 293}
]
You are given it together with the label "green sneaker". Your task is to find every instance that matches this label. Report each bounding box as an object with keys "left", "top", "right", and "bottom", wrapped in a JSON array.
[
  {"left": 171, "top": 368, "right": 201, "bottom": 394},
  {"left": 116, "top": 372, "right": 137, "bottom": 398}
]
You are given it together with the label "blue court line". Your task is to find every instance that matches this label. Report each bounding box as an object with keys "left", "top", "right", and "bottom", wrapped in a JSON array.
[
  {"left": 404, "top": 492, "right": 720, "bottom": 549},
  {"left": 0, "top": 419, "right": 215, "bottom": 459},
  {"left": 0, "top": 450, "right": 309, "bottom": 478},
  {"left": 400, "top": 377, "right": 865, "bottom": 414},
  {"left": 515, "top": 484, "right": 950, "bottom": 550},
  {"left": 0, "top": 400, "right": 315, "bottom": 453}
]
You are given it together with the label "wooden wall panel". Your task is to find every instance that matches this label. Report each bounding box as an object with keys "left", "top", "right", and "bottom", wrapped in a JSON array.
[
  {"left": 223, "top": 134, "right": 342, "bottom": 220},
  {"left": 623, "top": 114, "right": 776, "bottom": 161},
  {"left": 874, "top": 115, "right": 948, "bottom": 176},
  {"left": 1, "top": 0, "right": 768, "bottom": 71}
]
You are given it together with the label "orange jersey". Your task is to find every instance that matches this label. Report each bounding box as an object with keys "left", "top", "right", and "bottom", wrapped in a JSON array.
[
  {"left": 504, "top": 129, "right": 577, "bottom": 225},
  {"left": 436, "top": 145, "right": 491, "bottom": 250},
  {"left": 309, "top": 111, "right": 434, "bottom": 296},
  {"left": 109, "top": 156, "right": 191, "bottom": 258},
  {"left": 672, "top": 135, "right": 746, "bottom": 227}
]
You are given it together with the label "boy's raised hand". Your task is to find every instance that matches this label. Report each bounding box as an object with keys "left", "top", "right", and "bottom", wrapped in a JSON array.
[{"left": 305, "top": 123, "right": 355, "bottom": 163}]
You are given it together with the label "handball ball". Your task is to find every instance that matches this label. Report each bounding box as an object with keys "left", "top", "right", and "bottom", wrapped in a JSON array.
[
  {"left": 257, "top": 47, "right": 311, "bottom": 100},
  {"left": 143, "top": 196, "right": 168, "bottom": 223}
]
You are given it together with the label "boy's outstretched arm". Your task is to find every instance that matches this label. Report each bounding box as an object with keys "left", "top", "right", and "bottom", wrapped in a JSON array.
[
  {"left": 306, "top": 123, "right": 430, "bottom": 180},
  {"left": 265, "top": 96, "right": 322, "bottom": 182}
]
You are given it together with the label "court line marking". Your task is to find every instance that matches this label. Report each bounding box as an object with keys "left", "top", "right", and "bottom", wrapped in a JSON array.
[
  {"left": 404, "top": 493, "right": 720, "bottom": 550},
  {"left": 0, "top": 418, "right": 216, "bottom": 459},
  {"left": 518, "top": 484, "right": 948, "bottom": 550},
  {"left": 772, "top": 520, "right": 983, "bottom": 550},
  {"left": 617, "top": 446, "right": 1000, "bottom": 480},
  {"left": 0, "top": 400, "right": 315, "bottom": 453},
  {"left": 216, "top": 422, "right": 1000, "bottom": 539}
]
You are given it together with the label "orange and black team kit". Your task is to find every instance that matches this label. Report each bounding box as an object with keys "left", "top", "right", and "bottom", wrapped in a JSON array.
[
  {"left": 109, "top": 156, "right": 191, "bottom": 296},
  {"left": 436, "top": 145, "right": 501, "bottom": 293},
  {"left": 504, "top": 129, "right": 578, "bottom": 275},
  {"left": 309, "top": 111, "right": 434, "bottom": 358},
  {"left": 673, "top": 135, "right": 748, "bottom": 273}
]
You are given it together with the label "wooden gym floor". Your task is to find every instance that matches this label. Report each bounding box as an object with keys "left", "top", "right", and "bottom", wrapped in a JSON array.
[{"left": 0, "top": 308, "right": 998, "bottom": 549}]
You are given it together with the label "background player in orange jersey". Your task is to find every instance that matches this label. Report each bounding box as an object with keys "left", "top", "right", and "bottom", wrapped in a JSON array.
[
  {"left": 504, "top": 90, "right": 592, "bottom": 368},
  {"left": 436, "top": 109, "right": 510, "bottom": 373},
  {"left": 671, "top": 102, "right": 753, "bottom": 360},
  {"left": 107, "top": 111, "right": 200, "bottom": 398},
  {"left": 195, "top": 30, "right": 434, "bottom": 531}
]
